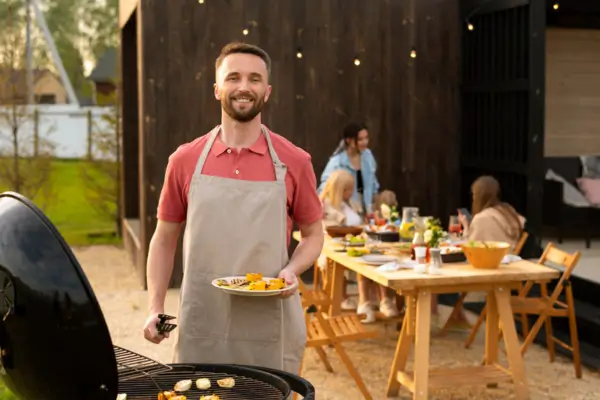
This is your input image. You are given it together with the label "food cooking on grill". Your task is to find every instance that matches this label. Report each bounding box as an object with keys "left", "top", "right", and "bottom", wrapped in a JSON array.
[
  {"left": 217, "top": 377, "right": 236, "bottom": 388},
  {"left": 157, "top": 391, "right": 180, "bottom": 400},
  {"left": 200, "top": 395, "right": 220, "bottom": 400},
  {"left": 216, "top": 276, "right": 287, "bottom": 291},
  {"left": 196, "top": 377, "right": 211, "bottom": 389},
  {"left": 174, "top": 379, "right": 192, "bottom": 391}
]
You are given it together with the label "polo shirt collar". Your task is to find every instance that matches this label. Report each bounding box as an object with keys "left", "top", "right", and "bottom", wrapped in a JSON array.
[{"left": 213, "top": 131, "right": 268, "bottom": 156}]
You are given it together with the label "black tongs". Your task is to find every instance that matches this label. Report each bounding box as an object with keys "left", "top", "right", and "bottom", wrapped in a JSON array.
[{"left": 156, "top": 313, "right": 177, "bottom": 334}]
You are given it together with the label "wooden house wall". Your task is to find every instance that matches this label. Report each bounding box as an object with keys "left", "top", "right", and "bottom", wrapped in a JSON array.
[{"left": 122, "top": 0, "right": 461, "bottom": 287}]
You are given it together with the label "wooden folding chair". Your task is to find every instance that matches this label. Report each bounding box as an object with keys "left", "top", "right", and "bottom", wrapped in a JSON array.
[
  {"left": 441, "top": 232, "right": 529, "bottom": 335},
  {"left": 465, "top": 243, "right": 583, "bottom": 377},
  {"left": 297, "top": 280, "right": 378, "bottom": 399}
]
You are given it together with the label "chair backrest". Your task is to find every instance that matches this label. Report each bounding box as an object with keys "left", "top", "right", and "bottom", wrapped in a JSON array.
[
  {"left": 530, "top": 242, "right": 581, "bottom": 303},
  {"left": 513, "top": 231, "right": 529, "bottom": 255}
]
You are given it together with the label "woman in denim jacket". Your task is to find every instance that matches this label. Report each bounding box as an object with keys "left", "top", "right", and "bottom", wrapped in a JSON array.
[{"left": 318, "top": 122, "right": 380, "bottom": 215}]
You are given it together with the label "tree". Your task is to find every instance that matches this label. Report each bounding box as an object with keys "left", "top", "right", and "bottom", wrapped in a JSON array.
[{"left": 0, "top": 2, "right": 55, "bottom": 208}]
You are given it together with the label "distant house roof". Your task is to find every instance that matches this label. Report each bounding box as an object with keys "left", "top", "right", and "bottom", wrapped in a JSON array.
[
  {"left": 88, "top": 48, "right": 117, "bottom": 83},
  {"left": 0, "top": 68, "right": 60, "bottom": 103}
]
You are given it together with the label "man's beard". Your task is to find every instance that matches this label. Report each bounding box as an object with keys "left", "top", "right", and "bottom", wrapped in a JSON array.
[{"left": 222, "top": 93, "right": 266, "bottom": 123}]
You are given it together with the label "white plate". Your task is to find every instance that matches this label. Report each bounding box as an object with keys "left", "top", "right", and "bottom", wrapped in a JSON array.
[
  {"left": 360, "top": 255, "right": 398, "bottom": 265},
  {"left": 331, "top": 238, "right": 366, "bottom": 247},
  {"left": 211, "top": 276, "right": 297, "bottom": 297}
]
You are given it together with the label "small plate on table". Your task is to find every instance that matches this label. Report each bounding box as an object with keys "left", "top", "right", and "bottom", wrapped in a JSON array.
[
  {"left": 331, "top": 237, "right": 367, "bottom": 247},
  {"left": 212, "top": 276, "right": 297, "bottom": 297},
  {"left": 360, "top": 254, "right": 399, "bottom": 266}
]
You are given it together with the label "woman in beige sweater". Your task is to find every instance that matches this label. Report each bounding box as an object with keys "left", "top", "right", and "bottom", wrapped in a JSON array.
[
  {"left": 443, "top": 175, "right": 526, "bottom": 329},
  {"left": 460, "top": 175, "right": 525, "bottom": 249}
]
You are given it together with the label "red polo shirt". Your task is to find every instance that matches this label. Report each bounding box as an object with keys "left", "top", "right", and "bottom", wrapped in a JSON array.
[{"left": 157, "top": 127, "right": 322, "bottom": 244}]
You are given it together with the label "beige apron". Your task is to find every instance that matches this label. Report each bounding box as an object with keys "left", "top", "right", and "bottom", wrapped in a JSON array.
[{"left": 173, "top": 125, "right": 306, "bottom": 374}]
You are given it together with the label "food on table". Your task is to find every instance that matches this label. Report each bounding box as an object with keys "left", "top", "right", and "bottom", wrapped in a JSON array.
[
  {"left": 440, "top": 246, "right": 463, "bottom": 255},
  {"left": 347, "top": 248, "right": 369, "bottom": 257},
  {"left": 174, "top": 379, "right": 192, "bottom": 392},
  {"left": 344, "top": 233, "right": 366, "bottom": 244},
  {"left": 196, "top": 378, "right": 211, "bottom": 390},
  {"left": 217, "top": 377, "right": 236, "bottom": 388},
  {"left": 116, "top": 395, "right": 127, "bottom": 400},
  {"left": 200, "top": 395, "right": 220, "bottom": 400},
  {"left": 216, "top": 275, "right": 288, "bottom": 291},
  {"left": 246, "top": 272, "right": 263, "bottom": 282},
  {"left": 463, "top": 241, "right": 501, "bottom": 248}
]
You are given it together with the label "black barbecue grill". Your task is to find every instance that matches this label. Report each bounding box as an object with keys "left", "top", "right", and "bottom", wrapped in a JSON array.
[{"left": 0, "top": 191, "right": 315, "bottom": 400}]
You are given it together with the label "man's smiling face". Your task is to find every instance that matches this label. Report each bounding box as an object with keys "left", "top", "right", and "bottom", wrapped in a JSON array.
[{"left": 214, "top": 53, "right": 272, "bottom": 122}]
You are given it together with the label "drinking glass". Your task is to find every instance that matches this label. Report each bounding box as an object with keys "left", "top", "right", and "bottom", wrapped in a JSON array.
[{"left": 448, "top": 215, "right": 462, "bottom": 238}]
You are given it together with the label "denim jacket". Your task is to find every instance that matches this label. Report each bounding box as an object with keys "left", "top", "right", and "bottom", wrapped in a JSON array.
[{"left": 317, "top": 149, "right": 380, "bottom": 212}]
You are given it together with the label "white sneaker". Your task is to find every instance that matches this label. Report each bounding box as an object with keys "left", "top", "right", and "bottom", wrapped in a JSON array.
[
  {"left": 341, "top": 297, "right": 357, "bottom": 310},
  {"left": 379, "top": 297, "right": 400, "bottom": 318},
  {"left": 357, "top": 302, "right": 376, "bottom": 324}
]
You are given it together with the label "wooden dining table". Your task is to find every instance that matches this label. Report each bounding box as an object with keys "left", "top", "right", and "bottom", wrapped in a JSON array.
[{"left": 296, "top": 233, "right": 560, "bottom": 399}]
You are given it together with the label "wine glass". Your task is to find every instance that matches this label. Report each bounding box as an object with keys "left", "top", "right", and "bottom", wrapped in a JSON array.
[{"left": 448, "top": 215, "right": 462, "bottom": 239}]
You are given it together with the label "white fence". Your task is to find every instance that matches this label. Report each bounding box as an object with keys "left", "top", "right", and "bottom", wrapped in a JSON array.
[{"left": 0, "top": 104, "right": 115, "bottom": 160}]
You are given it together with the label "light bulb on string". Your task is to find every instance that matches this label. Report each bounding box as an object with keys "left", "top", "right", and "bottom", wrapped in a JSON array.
[
  {"left": 410, "top": 48, "right": 417, "bottom": 58},
  {"left": 296, "top": 47, "right": 303, "bottom": 59},
  {"left": 467, "top": 22, "right": 474, "bottom": 31},
  {"left": 242, "top": 28, "right": 249, "bottom": 36},
  {"left": 353, "top": 56, "right": 361, "bottom": 66},
  {"left": 553, "top": 2, "right": 559, "bottom": 10},
  {"left": 198, "top": 0, "right": 204, "bottom": 3}
]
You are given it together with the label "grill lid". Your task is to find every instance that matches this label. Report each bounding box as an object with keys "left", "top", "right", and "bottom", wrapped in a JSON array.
[{"left": 0, "top": 192, "right": 118, "bottom": 399}]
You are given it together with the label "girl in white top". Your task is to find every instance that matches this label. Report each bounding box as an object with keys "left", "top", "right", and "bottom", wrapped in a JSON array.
[{"left": 320, "top": 169, "right": 399, "bottom": 323}]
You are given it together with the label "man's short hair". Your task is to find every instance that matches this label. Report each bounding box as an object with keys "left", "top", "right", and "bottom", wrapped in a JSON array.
[{"left": 215, "top": 42, "right": 272, "bottom": 77}]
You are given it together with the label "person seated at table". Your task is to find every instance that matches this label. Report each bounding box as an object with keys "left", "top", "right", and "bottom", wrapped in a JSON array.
[
  {"left": 319, "top": 169, "right": 399, "bottom": 323},
  {"left": 373, "top": 190, "right": 398, "bottom": 221},
  {"left": 441, "top": 175, "right": 526, "bottom": 328}
]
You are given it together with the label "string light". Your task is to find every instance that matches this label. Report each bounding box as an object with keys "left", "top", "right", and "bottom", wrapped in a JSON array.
[
  {"left": 242, "top": 28, "right": 249, "bottom": 35},
  {"left": 296, "top": 47, "right": 303, "bottom": 59},
  {"left": 353, "top": 56, "right": 361, "bottom": 66},
  {"left": 467, "top": 22, "right": 474, "bottom": 31},
  {"left": 553, "top": 2, "right": 559, "bottom": 10},
  {"left": 198, "top": 0, "right": 204, "bottom": 3},
  {"left": 410, "top": 49, "right": 417, "bottom": 58}
]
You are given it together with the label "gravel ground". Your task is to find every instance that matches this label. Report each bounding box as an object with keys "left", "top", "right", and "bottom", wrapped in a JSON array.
[{"left": 73, "top": 245, "right": 600, "bottom": 400}]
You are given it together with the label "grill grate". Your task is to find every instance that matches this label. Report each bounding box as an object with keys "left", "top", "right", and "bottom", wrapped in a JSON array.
[
  {"left": 114, "top": 345, "right": 173, "bottom": 382},
  {"left": 118, "top": 365, "right": 286, "bottom": 400}
]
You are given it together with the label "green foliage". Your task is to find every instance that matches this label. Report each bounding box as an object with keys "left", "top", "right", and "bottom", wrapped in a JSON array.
[
  {"left": 425, "top": 218, "right": 447, "bottom": 248},
  {"left": 80, "top": 103, "right": 120, "bottom": 231}
]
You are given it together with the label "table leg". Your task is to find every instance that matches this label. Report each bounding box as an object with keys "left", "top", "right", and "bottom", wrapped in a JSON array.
[
  {"left": 494, "top": 286, "right": 530, "bottom": 399},
  {"left": 412, "top": 289, "right": 432, "bottom": 399},
  {"left": 329, "top": 261, "right": 345, "bottom": 316},
  {"left": 386, "top": 295, "right": 414, "bottom": 397}
]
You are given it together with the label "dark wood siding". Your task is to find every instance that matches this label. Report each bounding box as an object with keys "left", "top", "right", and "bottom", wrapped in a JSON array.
[
  {"left": 125, "top": 0, "right": 461, "bottom": 287},
  {"left": 460, "top": 0, "right": 546, "bottom": 256}
]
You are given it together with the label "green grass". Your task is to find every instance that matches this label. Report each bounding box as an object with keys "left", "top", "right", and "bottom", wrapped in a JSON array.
[{"left": 0, "top": 158, "right": 121, "bottom": 246}]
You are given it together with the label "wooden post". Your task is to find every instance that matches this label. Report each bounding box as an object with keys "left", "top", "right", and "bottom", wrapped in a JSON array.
[
  {"left": 86, "top": 110, "right": 93, "bottom": 160},
  {"left": 33, "top": 108, "right": 39, "bottom": 157}
]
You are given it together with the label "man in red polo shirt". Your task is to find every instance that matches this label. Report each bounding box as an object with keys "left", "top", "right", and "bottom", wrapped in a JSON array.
[{"left": 142, "top": 42, "right": 324, "bottom": 374}]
